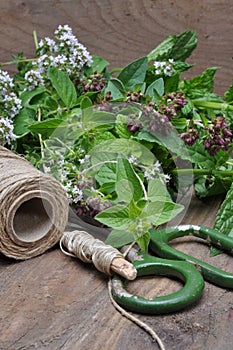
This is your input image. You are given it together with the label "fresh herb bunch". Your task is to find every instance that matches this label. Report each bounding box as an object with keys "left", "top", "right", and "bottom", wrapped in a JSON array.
[{"left": 0, "top": 25, "right": 232, "bottom": 250}]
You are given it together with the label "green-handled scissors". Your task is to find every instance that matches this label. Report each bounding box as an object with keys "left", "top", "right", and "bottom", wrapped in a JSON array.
[{"left": 111, "top": 225, "right": 233, "bottom": 315}]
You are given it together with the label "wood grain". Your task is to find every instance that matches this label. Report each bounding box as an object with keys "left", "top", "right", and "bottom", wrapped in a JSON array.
[
  {"left": 0, "top": 0, "right": 233, "bottom": 95},
  {"left": 0, "top": 1, "right": 233, "bottom": 349}
]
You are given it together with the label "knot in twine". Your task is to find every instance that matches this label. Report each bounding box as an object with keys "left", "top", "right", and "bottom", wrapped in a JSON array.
[
  {"left": 0, "top": 146, "right": 69, "bottom": 259},
  {"left": 60, "top": 230, "right": 124, "bottom": 275}
]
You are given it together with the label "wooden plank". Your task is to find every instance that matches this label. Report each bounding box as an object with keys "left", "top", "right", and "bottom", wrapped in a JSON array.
[
  {"left": 1, "top": 198, "right": 233, "bottom": 350},
  {"left": 0, "top": 0, "right": 233, "bottom": 95}
]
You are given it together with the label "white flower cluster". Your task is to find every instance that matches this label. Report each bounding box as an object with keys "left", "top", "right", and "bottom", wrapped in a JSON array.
[
  {"left": 25, "top": 24, "right": 93, "bottom": 90},
  {"left": 0, "top": 70, "right": 22, "bottom": 147},
  {"left": 0, "top": 117, "right": 16, "bottom": 147},
  {"left": 24, "top": 70, "right": 45, "bottom": 91},
  {"left": 144, "top": 160, "right": 171, "bottom": 183},
  {"left": 154, "top": 59, "right": 174, "bottom": 76},
  {"left": 43, "top": 150, "right": 84, "bottom": 204}
]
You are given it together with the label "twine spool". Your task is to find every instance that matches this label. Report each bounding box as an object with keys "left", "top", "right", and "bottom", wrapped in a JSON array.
[{"left": 0, "top": 146, "right": 69, "bottom": 259}]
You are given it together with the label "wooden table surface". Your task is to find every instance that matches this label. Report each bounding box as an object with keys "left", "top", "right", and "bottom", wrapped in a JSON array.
[{"left": 0, "top": 1, "right": 233, "bottom": 349}]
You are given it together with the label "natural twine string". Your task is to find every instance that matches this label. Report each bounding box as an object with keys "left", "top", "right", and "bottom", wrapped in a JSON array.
[
  {"left": 60, "top": 229, "right": 165, "bottom": 349},
  {"left": 0, "top": 146, "right": 69, "bottom": 259},
  {"left": 60, "top": 230, "right": 124, "bottom": 275}
]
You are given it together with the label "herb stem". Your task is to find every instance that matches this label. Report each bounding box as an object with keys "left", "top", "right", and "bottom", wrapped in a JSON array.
[
  {"left": 33, "top": 30, "right": 39, "bottom": 50},
  {"left": 173, "top": 168, "right": 233, "bottom": 177},
  {"left": 37, "top": 106, "right": 45, "bottom": 162},
  {"left": 0, "top": 58, "right": 36, "bottom": 67},
  {"left": 192, "top": 100, "right": 233, "bottom": 111}
]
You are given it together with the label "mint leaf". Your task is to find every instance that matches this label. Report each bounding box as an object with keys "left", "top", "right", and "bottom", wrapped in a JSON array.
[
  {"left": 129, "top": 200, "right": 142, "bottom": 219},
  {"left": 145, "top": 78, "right": 164, "bottom": 102},
  {"left": 214, "top": 183, "right": 233, "bottom": 236},
  {"left": 48, "top": 66, "right": 77, "bottom": 108},
  {"left": 140, "top": 201, "right": 184, "bottom": 226},
  {"left": 117, "top": 56, "right": 148, "bottom": 90},
  {"left": 95, "top": 205, "right": 134, "bottom": 230},
  {"left": 105, "top": 78, "right": 125, "bottom": 100},
  {"left": 14, "top": 107, "right": 36, "bottom": 136},
  {"left": 19, "top": 87, "right": 46, "bottom": 106},
  {"left": 147, "top": 179, "right": 172, "bottom": 202},
  {"left": 137, "top": 231, "right": 150, "bottom": 252},
  {"left": 105, "top": 229, "right": 134, "bottom": 248},
  {"left": 115, "top": 114, "right": 132, "bottom": 139},
  {"left": 225, "top": 81, "right": 233, "bottom": 102},
  {"left": 148, "top": 30, "right": 197, "bottom": 62},
  {"left": 28, "top": 118, "right": 64, "bottom": 137},
  {"left": 90, "top": 55, "right": 109, "bottom": 73},
  {"left": 95, "top": 163, "right": 116, "bottom": 185},
  {"left": 116, "top": 158, "right": 143, "bottom": 203},
  {"left": 182, "top": 67, "right": 218, "bottom": 97},
  {"left": 90, "top": 139, "right": 155, "bottom": 166},
  {"left": 80, "top": 96, "right": 92, "bottom": 110}
]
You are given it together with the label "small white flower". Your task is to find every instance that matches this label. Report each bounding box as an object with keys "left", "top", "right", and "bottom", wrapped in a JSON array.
[
  {"left": 79, "top": 154, "right": 90, "bottom": 164},
  {"left": 154, "top": 59, "right": 174, "bottom": 76},
  {"left": 128, "top": 155, "right": 137, "bottom": 164}
]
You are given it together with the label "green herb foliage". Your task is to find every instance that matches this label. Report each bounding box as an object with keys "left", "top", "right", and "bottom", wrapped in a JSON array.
[{"left": 0, "top": 25, "right": 232, "bottom": 251}]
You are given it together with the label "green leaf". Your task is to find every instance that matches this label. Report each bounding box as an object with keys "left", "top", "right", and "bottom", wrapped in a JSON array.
[
  {"left": 214, "top": 183, "right": 233, "bottom": 236},
  {"left": 182, "top": 67, "right": 218, "bottom": 97},
  {"left": 105, "top": 229, "right": 134, "bottom": 248},
  {"left": 82, "top": 110, "right": 115, "bottom": 129},
  {"left": 13, "top": 107, "right": 36, "bottom": 136},
  {"left": 80, "top": 96, "right": 92, "bottom": 110},
  {"left": 137, "top": 231, "right": 150, "bottom": 252},
  {"left": 95, "top": 205, "right": 134, "bottom": 230},
  {"left": 19, "top": 87, "right": 46, "bottom": 106},
  {"left": 145, "top": 78, "right": 164, "bottom": 102},
  {"left": 90, "top": 139, "right": 155, "bottom": 166},
  {"left": 225, "top": 81, "right": 233, "bottom": 102},
  {"left": 115, "top": 114, "right": 132, "bottom": 139},
  {"left": 95, "top": 163, "right": 116, "bottom": 185},
  {"left": 48, "top": 66, "right": 77, "bottom": 108},
  {"left": 105, "top": 78, "right": 125, "bottom": 100},
  {"left": 90, "top": 55, "right": 109, "bottom": 73},
  {"left": 116, "top": 158, "right": 143, "bottom": 203},
  {"left": 28, "top": 118, "right": 64, "bottom": 137},
  {"left": 140, "top": 201, "right": 184, "bottom": 226},
  {"left": 147, "top": 179, "right": 172, "bottom": 202},
  {"left": 185, "top": 143, "right": 216, "bottom": 169},
  {"left": 129, "top": 200, "right": 142, "bottom": 219},
  {"left": 148, "top": 30, "right": 197, "bottom": 62},
  {"left": 117, "top": 56, "right": 148, "bottom": 90}
]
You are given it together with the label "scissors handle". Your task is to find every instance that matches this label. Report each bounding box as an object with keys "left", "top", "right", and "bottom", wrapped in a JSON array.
[
  {"left": 149, "top": 225, "right": 233, "bottom": 288},
  {"left": 111, "top": 256, "right": 204, "bottom": 314}
]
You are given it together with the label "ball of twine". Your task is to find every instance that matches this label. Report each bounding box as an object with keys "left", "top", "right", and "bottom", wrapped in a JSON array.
[{"left": 0, "top": 146, "right": 69, "bottom": 259}]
